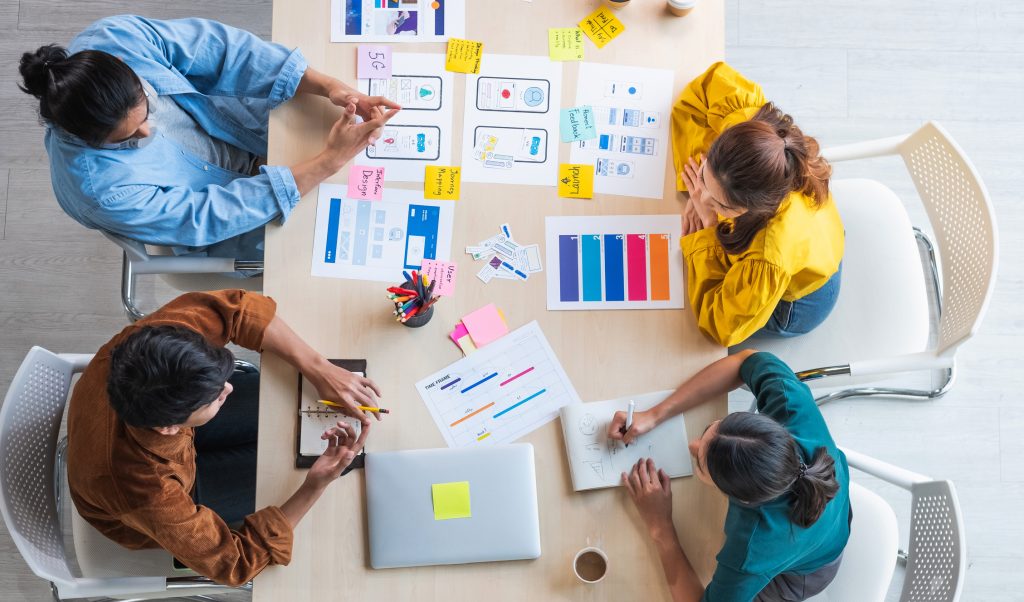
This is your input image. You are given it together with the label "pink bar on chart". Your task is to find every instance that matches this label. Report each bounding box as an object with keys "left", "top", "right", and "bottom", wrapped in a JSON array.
[{"left": 626, "top": 234, "right": 648, "bottom": 301}]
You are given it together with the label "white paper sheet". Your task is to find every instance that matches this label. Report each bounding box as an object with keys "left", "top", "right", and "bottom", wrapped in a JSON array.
[
  {"left": 559, "top": 390, "right": 693, "bottom": 491},
  {"left": 570, "top": 63, "right": 674, "bottom": 199},
  {"left": 357, "top": 53, "right": 454, "bottom": 182},
  {"left": 460, "top": 55, "right": 563, "bottom": 186},
  {"left": 311, "top": 183, "right": 454, "bottom": 281},
  {"left": 331, "top": 0, "right": 465, "bottom": 43},
  {"left": 545, "top": 215, "right": 685, "bottom": 310},
  {"left": 416, "top": 321, "right": 581, "bottom": 447}
]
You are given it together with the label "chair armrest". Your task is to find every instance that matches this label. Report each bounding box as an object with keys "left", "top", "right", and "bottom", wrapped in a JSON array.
[
  {"left": 130, "top": 255, "right": 244, "bottom": 276},
  {"left": 841, "top": 447, "right": 931, "bottom": 490},
  {"left": 822, "top": 133, "right": 908, "bottom": 162},
  {"left": 849, "top": 351, "right": 953, "bottom": 377},
  {"left": 55, "top": 576, "right": 167, "bottom": 599}
]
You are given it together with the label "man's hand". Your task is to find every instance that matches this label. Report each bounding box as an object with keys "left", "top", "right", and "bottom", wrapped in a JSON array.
[
  {"left": 681, "top": 155, "right": 718, "bottom": 230},
  {"left": 305, "top": 421, "right": 370, "bottom": 490},
  {"left": 607, "top": 409, "right": 658, "bottom": 445},
  {"left": 328, "top": 82, "right": 401, "bottom": 122},
  {"left": 308, "top": 359, "right": 384, "bottom": 425},
  {"left": 319, "top": 104, "right": 399, "bottom": 171},
  {"left": 623, "top": 458, "right": 676, "bottom": 541}
]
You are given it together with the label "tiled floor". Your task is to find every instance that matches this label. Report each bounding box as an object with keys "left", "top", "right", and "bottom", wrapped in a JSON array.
[{"left": 0, "top": 0, "right": 1021, "bottom": 600}]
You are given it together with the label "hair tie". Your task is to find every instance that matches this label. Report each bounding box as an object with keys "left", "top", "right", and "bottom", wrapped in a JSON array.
[
  {"left": 43, "top": 61, "right": 51, "bottom": 68},
  {"left": 797, "top": 462, "right": 808, "bottom": 479}
]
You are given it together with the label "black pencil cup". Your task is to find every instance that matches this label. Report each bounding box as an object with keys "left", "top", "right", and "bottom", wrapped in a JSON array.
[{"left": 398, "top": 280, "right": 434, "bottom": 328}]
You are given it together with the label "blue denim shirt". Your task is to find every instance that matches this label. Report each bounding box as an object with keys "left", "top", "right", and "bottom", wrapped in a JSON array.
[{"left": 48, "top": 15, "right": 309, "bottom": 259}]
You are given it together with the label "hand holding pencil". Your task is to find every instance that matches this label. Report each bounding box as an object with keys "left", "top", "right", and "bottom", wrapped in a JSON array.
[{"left": 308, "top": 363, "right": 385, "bottom": 424}]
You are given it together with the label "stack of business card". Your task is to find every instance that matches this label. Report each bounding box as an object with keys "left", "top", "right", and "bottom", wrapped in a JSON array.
[{"left": 467, "top": 223, "right": 544, "bottom": 283}]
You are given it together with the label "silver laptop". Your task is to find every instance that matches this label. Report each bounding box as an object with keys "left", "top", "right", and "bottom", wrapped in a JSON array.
[{"left": 365, "top": 443, "right": 541, "bottom": 568}]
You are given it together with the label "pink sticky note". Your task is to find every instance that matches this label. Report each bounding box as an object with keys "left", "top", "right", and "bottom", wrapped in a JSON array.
[
  {"left": 357, "top": 45, "right": 392, "bottom": 79},
  {"left": 449, "top": 322, "right": 469, "bottom": 347},
  {"left": 422, "top": 259, "right": 458, "bottom": 296},
  {"left": 347, "top": 165, "right": 385, "bottom": 200},
  {"left": 461, "top": 304, "right": 509, "bottom": 348}
]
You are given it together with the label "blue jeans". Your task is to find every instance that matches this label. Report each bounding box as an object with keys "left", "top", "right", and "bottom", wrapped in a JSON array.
[{"left": 759, "top": 263, "right": 842, "bottom": 338}]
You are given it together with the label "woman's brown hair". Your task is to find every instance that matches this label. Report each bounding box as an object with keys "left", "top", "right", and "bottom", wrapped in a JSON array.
[{"left": 704, "top": 103, "right": 832, "bottom": 255}]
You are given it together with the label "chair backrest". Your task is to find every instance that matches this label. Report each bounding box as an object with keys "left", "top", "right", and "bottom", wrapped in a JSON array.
[
  {"left": 0, "top": 347, "right": 83, "bottom": 586},
  {"left": 807, "top": 482, "right": 899, "bottom": 602},
  {"left": 901, "top": 480, "right": 966, "bottom": 602},
  {"left": 896, "top": 123, "right": 999, "bottom": 357}
]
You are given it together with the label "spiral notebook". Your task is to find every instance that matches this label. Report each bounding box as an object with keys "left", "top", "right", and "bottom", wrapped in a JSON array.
[{"left": 296, "top": 359, "right": 367, "bottom": 469}]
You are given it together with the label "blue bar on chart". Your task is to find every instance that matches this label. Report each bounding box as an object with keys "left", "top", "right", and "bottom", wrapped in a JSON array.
[
  {"left": 581, "top": 234, "right": 603, "bottom": 301},
  {"left": 558, "top": 235, "right": 580, "bottom": 302},
  {"left": 603, "top": 234, "right": 625, "bottom": 301},
  {"left": 324, "top": 198, "right": 342, "bottom": 264}
]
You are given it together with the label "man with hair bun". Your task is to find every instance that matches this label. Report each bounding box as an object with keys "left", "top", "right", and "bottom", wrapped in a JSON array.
[{"left": 18, "top": 15, "right": 400, "bottom": 264}]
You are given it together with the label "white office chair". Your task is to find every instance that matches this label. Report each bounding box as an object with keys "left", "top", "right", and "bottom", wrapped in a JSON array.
[
  {"left": 103, "top": 232, "right": 263, "bottom": 322},
  {"left": 808, "top": 448, "right": 966, "bottom": 602},
  {"left": 734, "top": 122, "right": 999, "bottom": 404},
  {"left": 0, "top": 346, "right": 247, "bottom": 600}
]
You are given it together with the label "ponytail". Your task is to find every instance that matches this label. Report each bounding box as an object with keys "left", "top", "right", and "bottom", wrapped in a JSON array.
[
  {"left": 706, "top": 412, "right": 839, "bottom": 528},
  {"left": 18, "top": 44, "right": 144, "bottom": 147},
  {"left": 789, "top": 446, "right": 840, "bottom": 528},
  {"left": 705, "top": 103, "right": 832, "bottom": 255}
]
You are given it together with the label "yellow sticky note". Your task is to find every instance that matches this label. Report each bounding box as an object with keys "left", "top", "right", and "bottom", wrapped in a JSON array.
[
  {"left": 579, "top": 7, "right": 626, "bottom": 48},
  {"left": 432, "top": 481, "right": 472, "bottom": 520},
  {"left": 548, "top": 28, "right": 584, "bottom": 61},
  {"left": 558, "top": 164, "right": 595, "bottom": 199},
  {"left": 456, "top": 334, "right": 477, "bottom": 356},
  {"left": 445, "top": 38, "right": 484, "bottom": 74},
  {"left": 425, "top": 166, "right": 461, "bottom": 200}
]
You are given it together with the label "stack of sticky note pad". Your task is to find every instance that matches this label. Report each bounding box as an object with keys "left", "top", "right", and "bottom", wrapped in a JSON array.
[
  {"left": 468, "top": 223, "right": 544, "bottom": 284},
  {"left": 449, "top": 303, "right": 509, "bottom": 356}
]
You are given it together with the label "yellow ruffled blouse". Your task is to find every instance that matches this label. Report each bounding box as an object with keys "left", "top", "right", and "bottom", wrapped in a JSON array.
[{"left": 672, "top": 62, "right": 845, "bottom": 347}]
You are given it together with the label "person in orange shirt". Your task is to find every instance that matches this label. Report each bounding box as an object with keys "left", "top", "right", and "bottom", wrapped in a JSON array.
[
  {"left": 68, "top": 290, "right": 381, "bottom": 585},
  {"left": 672, "top": 62, "right": 845, "bottom": 347}
]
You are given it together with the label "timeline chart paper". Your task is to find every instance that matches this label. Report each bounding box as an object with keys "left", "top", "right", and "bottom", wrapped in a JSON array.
[
  {"left": 312, "top": 183, "right": 454, "bottom": 282},
  {"left": 545, "top": 215, "right": 684, "bottom": 310},
  {"left": 570, "top": 62, "right": 674, "bottom": 199},
  {"left": 416, "top": 321, "right": 582, "bottom": 447}
]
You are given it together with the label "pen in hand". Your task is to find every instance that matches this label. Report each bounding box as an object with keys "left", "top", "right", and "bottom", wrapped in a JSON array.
[{"left": 621, "top": 399, "right": 635, "bottom": 448}]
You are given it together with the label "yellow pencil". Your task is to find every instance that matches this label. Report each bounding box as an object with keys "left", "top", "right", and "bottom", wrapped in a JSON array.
[{"left": 318, "top": 400, "right": 391, "bottom": 414}]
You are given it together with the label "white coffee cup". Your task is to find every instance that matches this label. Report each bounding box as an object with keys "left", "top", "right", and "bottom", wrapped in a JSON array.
[{"left": 573, "top": 546, "right": 609, "bottom": 584}]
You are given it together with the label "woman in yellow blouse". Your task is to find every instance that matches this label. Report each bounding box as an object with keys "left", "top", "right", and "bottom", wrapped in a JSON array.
[{"left": 671, "top": 62, "right": 845, "bottom": 347}]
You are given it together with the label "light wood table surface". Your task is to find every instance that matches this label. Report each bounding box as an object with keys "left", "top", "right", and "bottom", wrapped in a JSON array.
[{"left": 257, "top": 1, "right": 726, "bottom": 599}]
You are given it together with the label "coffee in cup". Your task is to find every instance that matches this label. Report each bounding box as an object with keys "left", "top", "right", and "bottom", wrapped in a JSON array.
[{"left": 573, "top": 547, "right": 609, "bottom": 583}]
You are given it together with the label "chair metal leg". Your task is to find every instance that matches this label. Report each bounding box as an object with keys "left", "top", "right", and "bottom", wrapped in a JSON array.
[{"left": 120, "top": 251, "right": 147, "bottom": 323}]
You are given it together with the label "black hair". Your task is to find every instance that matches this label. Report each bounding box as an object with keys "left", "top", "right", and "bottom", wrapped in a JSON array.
[
  {"left": 705, "top": 412, "right": 839, "bottom": 528},
  {"left": 18, "top": 44, "right": 145, "bottom": 147},
  {"left": 107, "top": 325, "right": 235, "bottom": 428}
]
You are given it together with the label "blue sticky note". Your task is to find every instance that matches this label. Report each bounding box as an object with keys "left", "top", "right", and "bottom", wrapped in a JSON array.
[{"left": 560, "top": 106, "right": 597, "bottom": 142}]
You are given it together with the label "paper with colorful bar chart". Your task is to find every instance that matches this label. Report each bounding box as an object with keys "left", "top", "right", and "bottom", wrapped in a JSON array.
[
  {"left": 544, "top": 215, "right": 684, "bottom": 310},
  {"left": 415, "top": 321, "right": 582, "bottom": 448}
]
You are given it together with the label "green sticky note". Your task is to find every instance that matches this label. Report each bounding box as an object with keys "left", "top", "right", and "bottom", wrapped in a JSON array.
[{"left": 432, "top": 481, "right": 471, "bottom": 520}]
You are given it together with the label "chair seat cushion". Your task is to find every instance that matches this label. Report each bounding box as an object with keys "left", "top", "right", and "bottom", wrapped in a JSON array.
[{"left": 733, "top": 179, "right": 931, "bottom": 382}]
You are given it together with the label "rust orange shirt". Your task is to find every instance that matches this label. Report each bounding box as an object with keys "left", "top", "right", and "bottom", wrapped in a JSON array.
[{"left": 67, "top": 290, "right": 291, "bottom": 586}]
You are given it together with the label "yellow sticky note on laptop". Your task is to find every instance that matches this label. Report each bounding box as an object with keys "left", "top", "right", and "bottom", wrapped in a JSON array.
[
  {"left": 558, "top": 164, "right": 595, "bottom": 199},
  {"left": 445, "top": 38, "right": 483, "bottom": 74},
  {"left": 425, "top": 166, "right": 461, "bottom": 200},
  {"left": 432, "top": 481, "right": 472, "bottom": 520},
  {"left": 579, "top": 7, "right": 625, "bottom": 48},
  {"left": 548, "top": 27, "right": 584, "bottom": 61}
]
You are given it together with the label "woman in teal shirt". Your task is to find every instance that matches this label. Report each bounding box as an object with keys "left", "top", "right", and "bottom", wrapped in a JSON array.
[{"left": 609, "top": 350, "right": 851, "bottom": 601}]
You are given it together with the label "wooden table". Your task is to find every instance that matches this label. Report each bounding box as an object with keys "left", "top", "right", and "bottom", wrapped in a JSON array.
[{"left": 257, "top": 1, "right": 726, "bottom": 599}]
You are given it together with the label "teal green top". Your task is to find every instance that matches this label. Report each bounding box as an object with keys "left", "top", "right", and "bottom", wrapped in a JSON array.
[{"left": 702, "top": 352, "right": 851, "bottom": 602}]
